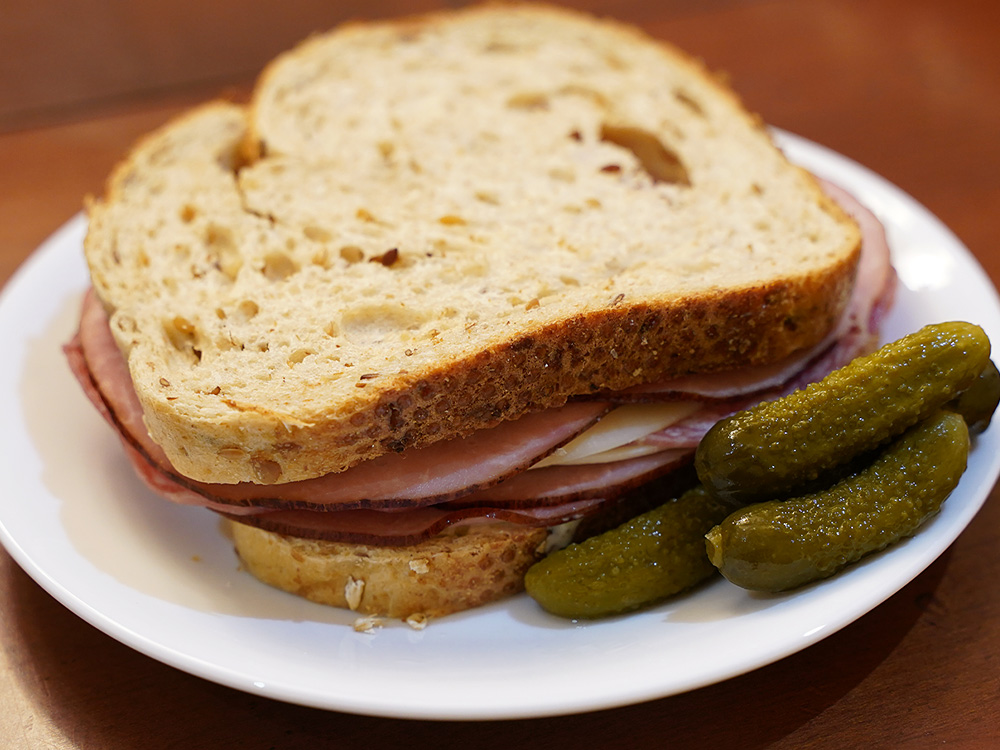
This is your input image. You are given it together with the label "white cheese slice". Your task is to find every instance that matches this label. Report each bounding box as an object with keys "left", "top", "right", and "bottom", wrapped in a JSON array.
[
  {"left": 551, "top": 442, "right": 688, "bottom": 466},
  {"left": 532, "top": 401, "right": 700, "bottom": 468}
]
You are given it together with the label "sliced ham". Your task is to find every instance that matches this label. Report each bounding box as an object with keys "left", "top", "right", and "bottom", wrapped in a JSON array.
[
  {"left": 124, "top": 441, "right": 267, "bottom": 516},
  {"left": 66, "top": 334, "right": 268, "bottom": 516},
  {"left": 66, "top": 177, "right": 897, "bottom": 547},
  {"left": 197, "top": 401, "right": 610, "bottom": 509},
  {"left": 64, "top": 331, "right": 111, "bottom": 423},
  {"left": 819, "top": 178, "right": 897, "bottom": 338},
  {"left": 222, "top": 497, "right": 613, "bottom": 546},
  {"left": 75, "top": 290, "right": 174, "bottom": 467},
  {"left": 617, "top": 347, "right": 827, "bottom": 401},
  {"left": 70, "top": 290, "right": 613, "bottom": 509},
  {"left": 639, "top": 399, "right": 762, "bottom": 450},
  {"left": 457, "top": 448, "right": 691, "bottom": 505}
]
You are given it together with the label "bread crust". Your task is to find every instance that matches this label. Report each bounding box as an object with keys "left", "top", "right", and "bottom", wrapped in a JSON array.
[
  {"left": 141, "top": 260, "right": 855, "bottom": 485},
  {"left": 79, "top": 4, "right": 870, "bottom": 620},
  {"left": 229, "top": 520, "right": 548, "bottom": 618},
  {"left": 84, "top": 4, "right": 862, "bottom": 485},
  {"left": 242, "top": 3, "right": 752, "bottom": 163}
]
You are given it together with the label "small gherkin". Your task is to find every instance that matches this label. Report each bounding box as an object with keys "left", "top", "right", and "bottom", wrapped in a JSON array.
[
  {"left": 695, "top": 322, "right": 990, "bottom": 505},
  {"left": 525, "top": 486, "right": 732, "bottom": 618},
  {"left": 705, "top": 410, "right": 970, "bottom": 591}
]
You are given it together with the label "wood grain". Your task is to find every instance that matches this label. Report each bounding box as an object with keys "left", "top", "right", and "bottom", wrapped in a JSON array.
[{"left": 2, "top": 1, "right": 998, "bottom": 747}]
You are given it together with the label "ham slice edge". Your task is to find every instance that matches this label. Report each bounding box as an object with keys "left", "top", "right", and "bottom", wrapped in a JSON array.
[{"left": 64, "top": 177, "right": 896, "bottom": 543}]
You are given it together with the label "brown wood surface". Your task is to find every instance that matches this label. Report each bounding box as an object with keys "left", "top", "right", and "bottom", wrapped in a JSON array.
[{"left": 2, "top": 1, "right": 999, "bottom": 747}]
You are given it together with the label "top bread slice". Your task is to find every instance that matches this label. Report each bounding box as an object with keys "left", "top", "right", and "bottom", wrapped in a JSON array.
[{"left": 84, "top": 3, "right": 860, "bottom": 486}]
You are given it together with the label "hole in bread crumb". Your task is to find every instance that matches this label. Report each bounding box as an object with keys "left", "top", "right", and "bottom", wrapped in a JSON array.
[
  {"left": 235, "top": 300, "right": 259, "bottom": 321},
  {"left": 179, "top": 204, "right": 198, "bottom": 223},
  {"left": 474, "top": 191, "right": 500, "bottom": 205},
  {"left": 114, "top": 315, "right": 137, "bottom": 335},
  {"left": 599, "top": 123, "right": 691, "bottom": 185},
  {"left": 262, "top": 251, "right": 298, "bottom": 281},
  {"left": 558, "top": 84, "right": 610, "bottom": 109},
  {"left": 340, "top": 245, "right": 365, "bottom": 264},
  {"left": 250, "top": 455, "right": 282, "bottom": 483},
  {"left": 342, "top": 304, "right": 432, "bottom": 346},
  {"left": 310, "top": 248, "right": 333, "bottom": 269},
  {"left": 163, "top": 316, "right": 200, "bottom": 362},
  {"left": 303, "top": 225, "right": 332, "bottom": 242},
  {"left": 205, "top": 224, "right": 242, "bottom": 280},
  {"left": 673, "top": 88, "right": 705, "bottom": 117},
  {"left": 506, "top": 92, "right": 549, "bottom": 110},
  {"left": 287, "top": 349, "right": 314, "bottom": 366},
  {"left": 681, "top": 257, "right": 718, "bottom": 274}
]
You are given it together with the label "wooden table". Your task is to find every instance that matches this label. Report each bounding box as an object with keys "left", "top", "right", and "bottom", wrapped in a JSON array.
[{"left": 2, "top": 1, "right": 998, "bottom": 746}]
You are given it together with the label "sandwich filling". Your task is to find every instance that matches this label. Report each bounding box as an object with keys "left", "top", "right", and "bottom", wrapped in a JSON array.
[{"left": 66, "top": 178, "right": 896, "bottom": 545}]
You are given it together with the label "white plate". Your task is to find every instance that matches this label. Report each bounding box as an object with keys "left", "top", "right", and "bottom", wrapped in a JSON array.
[{"left": 2, "top": 132, "right": 999, "bottom": 720}]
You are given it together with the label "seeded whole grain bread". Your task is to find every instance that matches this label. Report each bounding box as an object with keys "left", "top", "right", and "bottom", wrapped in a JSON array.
[
  {"left": 229, "top": 520, "right": 548, "bottom": 618},
  {"left": 84, "top": 3, "right": 861, "bottom": 487}
]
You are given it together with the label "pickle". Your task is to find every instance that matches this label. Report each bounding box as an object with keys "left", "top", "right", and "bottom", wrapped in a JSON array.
[
  {"left": 946, "top": 359, "right": 1000, "bottom": 434},
  {"left": 525, "top": 486, "right": 731, "bottom": 618},
  {"left": 696, "top": 322, "right": 990, "bottom": 504},
  {"left": 704, "top": 410, "right": 970, "bottom": 592}
]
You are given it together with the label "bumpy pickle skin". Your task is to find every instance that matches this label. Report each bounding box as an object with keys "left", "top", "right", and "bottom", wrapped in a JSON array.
[
  {"left": 704, "top": 410, "right": 970, "bottom": 593},
  {"left": 524, "top": 486, "right": 732, "bottom": 619},
  {"left": 695, "top": 322, "right": 990, "bottom": 505}
]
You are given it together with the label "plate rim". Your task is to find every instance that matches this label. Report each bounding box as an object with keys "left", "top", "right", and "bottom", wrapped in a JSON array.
[{"left": 2, "top": 131, "right": 999, "bottom": 720}]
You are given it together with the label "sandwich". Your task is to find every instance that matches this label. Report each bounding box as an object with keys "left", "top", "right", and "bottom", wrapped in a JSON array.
[{"left": 65, "top": 3, "right": 896, "bottom": 620}]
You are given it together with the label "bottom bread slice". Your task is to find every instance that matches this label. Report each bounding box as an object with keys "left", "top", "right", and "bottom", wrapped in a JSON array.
[{"left": 229, "top": 520, "right": 548, "bottom": 619}]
